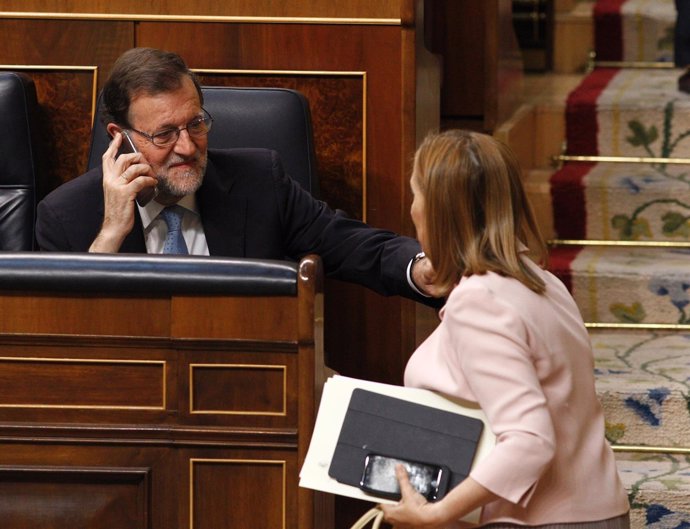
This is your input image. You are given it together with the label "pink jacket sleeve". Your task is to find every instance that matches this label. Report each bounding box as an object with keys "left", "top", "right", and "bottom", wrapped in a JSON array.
[{"left": 444, "top": 283, "right": 556, "bottom": 505}]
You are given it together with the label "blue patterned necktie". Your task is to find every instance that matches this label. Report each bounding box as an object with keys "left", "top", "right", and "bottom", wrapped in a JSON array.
[{"left": 160, "top": 205, "right": 189, "bottom": 255}]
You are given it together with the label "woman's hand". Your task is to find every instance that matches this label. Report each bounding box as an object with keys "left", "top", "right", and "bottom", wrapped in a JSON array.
[{"left": 380, "top": 465, "right": 448, "bottom": 529}]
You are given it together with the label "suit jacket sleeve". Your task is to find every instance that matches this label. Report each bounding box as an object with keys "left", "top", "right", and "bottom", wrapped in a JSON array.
[
  {"left": 35, "top": 196, "right": 66, "bottom": 251},
  {"left": 35, "top": 167, "right": 146, "bottom": 253},
  {"left": 269, "top": 151, "right": 431, "bottom": 302},
  {"left": 35, "top": 172, "right": 102, "bottom": 252}
]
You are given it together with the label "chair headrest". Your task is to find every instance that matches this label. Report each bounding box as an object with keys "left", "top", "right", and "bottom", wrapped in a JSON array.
[
  {"left": 87, "top": 86, "right": 319, "bottom": 196},
  {"left": 0, "top": 72, "right": 40, "bottom": 251},
  {"left": 0, "top": 72, "right": 39, "bottom": 187}
]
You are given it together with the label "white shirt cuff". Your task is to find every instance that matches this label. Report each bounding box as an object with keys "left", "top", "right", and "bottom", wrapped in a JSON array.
[{"left": 406, "top": 252, "right": 431, "bottom": 298}]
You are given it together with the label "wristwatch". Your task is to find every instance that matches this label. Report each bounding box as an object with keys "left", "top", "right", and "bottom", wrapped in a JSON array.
[
  {"left": 408, "top": 251, "right": 429, "bottom": 297},
  {"left": 412, "top": 251, "right": 426, "bottom": 267}
]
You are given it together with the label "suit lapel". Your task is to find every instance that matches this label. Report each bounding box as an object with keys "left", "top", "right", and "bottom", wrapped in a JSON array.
[{"left": 197, "top": 156, "right": 247, "bottom": 257}]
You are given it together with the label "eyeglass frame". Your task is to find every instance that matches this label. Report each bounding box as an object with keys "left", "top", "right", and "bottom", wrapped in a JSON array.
[{"left": 124, "top": 107, "right": 214, "bottom": 147}]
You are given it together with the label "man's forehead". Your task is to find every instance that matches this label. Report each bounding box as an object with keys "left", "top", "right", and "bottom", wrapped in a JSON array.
[{"left": 128, "top": 82, "right": 201, "bottom": 129}]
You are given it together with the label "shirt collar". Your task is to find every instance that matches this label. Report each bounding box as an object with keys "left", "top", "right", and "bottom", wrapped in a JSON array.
[{"left": 138, "top": 193, "right": 199, "bottom": 230}]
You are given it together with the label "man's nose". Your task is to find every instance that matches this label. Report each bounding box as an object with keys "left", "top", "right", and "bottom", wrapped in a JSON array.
[{"left": 173, "top": 129, "right": 196, "bottom": 155}]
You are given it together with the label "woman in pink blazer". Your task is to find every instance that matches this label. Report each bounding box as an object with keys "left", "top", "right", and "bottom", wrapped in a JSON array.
[{"left": 381, "top": 130, "right": 630, "bottom": 528}]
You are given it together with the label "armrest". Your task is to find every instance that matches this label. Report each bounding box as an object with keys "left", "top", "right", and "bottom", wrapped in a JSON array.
[{"left": 0, "top": 252, "right": 299, "bottom": 296}]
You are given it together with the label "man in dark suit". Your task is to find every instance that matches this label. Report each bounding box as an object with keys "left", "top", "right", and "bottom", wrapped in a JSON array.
[{"left": 36, "top": 47, "right": 438, "bottom": 302}]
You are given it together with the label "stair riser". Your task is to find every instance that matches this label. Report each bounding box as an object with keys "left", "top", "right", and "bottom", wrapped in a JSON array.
[
  {"left": 594, "top": 0, "right": 675, "bottom": 63},
  {"left": 549, "top": 247, "right": 690, "bottom": 325},
  {"left": 567, "top": 69, "right": 690, "bottom": 158},
  {"left": 591, "top": 330, "right": 690, "bottom": 447},
  {"left": 617, "top": 451, "right": 690, "bottom": 529},
  {"left": 547, "top": 162, "right": 690, "bottom": 241}
]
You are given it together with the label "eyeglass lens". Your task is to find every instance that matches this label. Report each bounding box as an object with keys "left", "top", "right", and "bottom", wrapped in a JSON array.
[{"left": 151, "top": 110, "right": 213, "bottom": 146}]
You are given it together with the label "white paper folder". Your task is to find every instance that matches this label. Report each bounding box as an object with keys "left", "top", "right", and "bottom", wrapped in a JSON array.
[{"left": 299, "top": 375, "right": 496, "bottom": 524}]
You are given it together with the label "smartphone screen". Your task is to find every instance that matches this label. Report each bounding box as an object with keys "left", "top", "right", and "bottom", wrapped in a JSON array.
[
  {"left": 117, "top": 130, "right": 158, "bottom": 207},
  {"left": 359, "top": 454, "right": 448, "bottom": 501}
]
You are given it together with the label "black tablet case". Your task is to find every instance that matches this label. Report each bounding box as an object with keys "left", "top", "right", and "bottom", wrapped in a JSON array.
[{"left": 328, "top": 388, "right": 484, "bottom": 495}]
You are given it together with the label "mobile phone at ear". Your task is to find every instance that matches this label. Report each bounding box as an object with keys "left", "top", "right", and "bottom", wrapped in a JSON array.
[
  {"left": 117, "top": 130, "right": 158, "bottom": 207},
  {"left": 117, "top": 129, "right": 137, "bottom": 157},
  {"left": 359, "top": 454, "right": 449, "bottom": 502}
]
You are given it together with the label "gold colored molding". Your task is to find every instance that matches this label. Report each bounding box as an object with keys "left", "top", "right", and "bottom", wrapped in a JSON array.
[
  {"left": 612, "top": 444, "right": 690, "bottom": 455},
  {"left": 586, "top": 51, "right": 676, "bottom": 72},
  {"left": 0, "top": 356, "right": 166, "bottom": 410},
  {"left": 194, "top": 68, "right": 366, "bottom": 76},
  {"left": 189, "top": 458, "right": 286, "bottom": 529},
  {"left": 0, "top": 64, "right": 96, "bottom": 71},
  {"left": 594, "top": 61, "right": 675, "bottom": 69},
  {"left": 0, "top": 64, "right": 99, "bottom": 124},
  {"left": 193, "top": 68, "right": 368, "bottom": 221},
  {"left": 554, "top": 154, "right": 690, "bottom": 165},
  {"left": 189, "top": 363, "right": 287, "bottom": 416},
  {"left": 549, "top": 239, "right": 690, "bottom": 248},
  {"left": 585, "top": 322, "right": 690, "bottom": 330},
  {"left": 0, "top": 11, "right": 402, "bottom": 25}
]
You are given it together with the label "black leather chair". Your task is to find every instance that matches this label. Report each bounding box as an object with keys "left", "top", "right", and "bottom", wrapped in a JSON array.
[
  {"left": 0, "top": 72, "right": 42, "bottom": 250},
  {"left": 86, "top": 86, "right": 319, "bottom": 196}
]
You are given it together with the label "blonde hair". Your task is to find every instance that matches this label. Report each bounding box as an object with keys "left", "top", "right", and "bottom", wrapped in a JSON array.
[{"left": 412, "top": 130, "right": 548, "bottom": 294}]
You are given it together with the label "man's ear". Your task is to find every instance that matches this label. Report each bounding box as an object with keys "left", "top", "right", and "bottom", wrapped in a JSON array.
[{"left": 106, "top": 123, "right": 122, "bottom": 139}]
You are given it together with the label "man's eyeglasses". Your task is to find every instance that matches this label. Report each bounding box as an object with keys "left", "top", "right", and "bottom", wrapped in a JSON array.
[{"left": 127, "top": 108, "right": 214, "bottom": 147}]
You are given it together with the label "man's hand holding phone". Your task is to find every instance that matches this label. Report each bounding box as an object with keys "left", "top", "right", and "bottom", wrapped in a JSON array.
[
  {"left": 89, "top": 131, "right": 158, "bottom": 253},
  {"left": 117, "top": 130, "right": 159, "bottom": 206}
]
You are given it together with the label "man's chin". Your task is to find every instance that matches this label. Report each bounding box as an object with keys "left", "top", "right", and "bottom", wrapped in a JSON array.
[{"left": 157, "top": 169, "right": 204, "bottom": 198}]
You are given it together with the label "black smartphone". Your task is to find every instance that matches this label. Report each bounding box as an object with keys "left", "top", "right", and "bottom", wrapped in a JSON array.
[
  {"left": 117, "top": 130, "right": 157, "bottom": 207},
  {"left": 359, "top": 454, "right": 449, "bottom": 502}
]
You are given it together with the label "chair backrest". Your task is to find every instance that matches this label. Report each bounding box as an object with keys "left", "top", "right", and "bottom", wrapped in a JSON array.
[
  {"left": 0, "top": 72, "right": 41, "bottom": 250},
  {"left": 87, "top": 86, "right": 319, "bottom": 196}
]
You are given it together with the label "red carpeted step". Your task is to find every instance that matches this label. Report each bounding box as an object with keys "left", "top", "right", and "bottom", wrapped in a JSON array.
[
  {"left": 548, "top": 245, "right": 690, "bottom": 325},
  {"left": 565, "top": 67, "right": 690, "bottom": 158},
  {"left": 565, "top": 68, "right": 619, "bottom": 155},
  {"left": 546, "top": 245, "right": 583, "bottom": 293},
  {"left": 592, "top": 0, "right": 675, "bottom": 63},
  {"left": 594, "top": 0, "right": 626, "bottom": 61},
  {"left": 548, "top": 160, "right": 690, "bottom": 242},
  {"left": 550, "top": 162, "right": 596, "bottom": 239}
]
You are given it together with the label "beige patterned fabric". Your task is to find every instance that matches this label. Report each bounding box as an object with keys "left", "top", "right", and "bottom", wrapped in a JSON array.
[
  {"left": 596, "top": 69, "right": 690, "bottom": 158},
  {"left": 619, "top": 0, "right": 676, "bottom": 62}
]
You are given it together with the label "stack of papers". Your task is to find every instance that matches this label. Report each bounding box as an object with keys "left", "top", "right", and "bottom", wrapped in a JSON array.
[{"left": 299, "top": 375, "right": 496, "bottom": 524}]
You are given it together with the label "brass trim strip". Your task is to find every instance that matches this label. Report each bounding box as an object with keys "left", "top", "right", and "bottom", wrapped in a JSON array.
[
  {"left": 594, "top": 60, "right": 675, "bottom": 69},
  {"left": 555, "top": 154, "right": 690, "bottom": 165},
  {"left": 0, "top": 11, "right": 402, "bottom": 25},
  {"left": 585, "top": 322, "right": 690, "bottom": 330},
  {"left": 189, "top": 363, "right": 287, "bottom": 416},
  {"left": 549, "top": 239, "right": 690, "bottom": 248},
  {"left": 362, "top": 71, "right": 368, "bottom": 220},
  {"left": 0, "top": 356, "right": 166, "bottom": 410},
  {"left": 189, "top": 458, "right": 286, "bottom": 529},
  {"left": 194, "top": 68, "right": 367, "bottom": 76},
  {"left": 612, "top": 445, "right": 690, "bottom": 455},
  {"left": 0, "top": 64, "right": 96, "bottom": 71}
]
